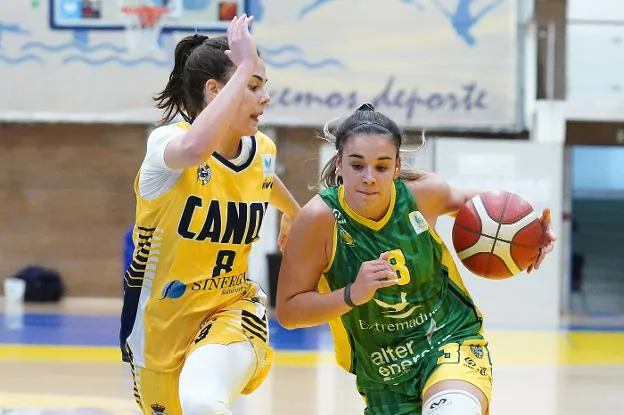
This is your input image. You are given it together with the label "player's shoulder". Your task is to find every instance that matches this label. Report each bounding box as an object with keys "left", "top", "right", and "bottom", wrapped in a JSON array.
[
  {"left": 402, "top": 172, "right": 454, "bottom": 220},
  {"left": 403, "top": 171, "right": 449, "bottom": 198},
  {"left": 290, "top": 195, "right": 335, "bottom": 242},
  {"left": 299, "top": 195, "right": 335, "bottom": 226},
  {"left": 152, "top": 121, "right": 189, "bottom": 134},
  {"left": 147, "top": 121, "right": 188, "bottom": 144}
]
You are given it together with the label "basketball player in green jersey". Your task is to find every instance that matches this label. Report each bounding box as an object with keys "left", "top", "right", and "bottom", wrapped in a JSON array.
[{"left": 276, "top": 104, "right": 556, "bottom": 415}]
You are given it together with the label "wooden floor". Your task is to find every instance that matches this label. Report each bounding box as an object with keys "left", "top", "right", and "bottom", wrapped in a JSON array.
[{"left": 1, "top": 298, "right": 623, "bottom": 415}]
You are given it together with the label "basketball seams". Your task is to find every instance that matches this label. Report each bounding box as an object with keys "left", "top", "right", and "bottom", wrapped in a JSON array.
[
  {"left": 501, "top": 194, "right": 534, "bottom": 223},
  {"left": 471, "top": 196, "right": 503, "bottom": 238},
  {"left": 474, "top": 194, "right": 504, "bottom": 276},
  {"left": 492, "top": 191, "right": 509, "bottom": 253},
  {"left": 452, "top": 230, "right": 539, "bottom": 248},
  {"left": 498, "top": 214, "right": 540, "bottom": 242}
]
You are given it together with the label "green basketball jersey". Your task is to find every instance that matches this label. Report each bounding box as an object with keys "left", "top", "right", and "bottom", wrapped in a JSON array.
[{"left": 318, "top": 180, "right": 484, "bottom": 388}]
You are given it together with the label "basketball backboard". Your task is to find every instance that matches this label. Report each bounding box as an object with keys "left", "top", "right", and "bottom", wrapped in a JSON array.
[{"left": 50, "top": 0, "right": 248, "bottom": 32}]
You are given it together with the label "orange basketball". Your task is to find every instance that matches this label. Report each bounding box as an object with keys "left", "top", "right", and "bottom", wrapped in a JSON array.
[{"left": 452, "top": 191, "right": 545, "bottom": 279}]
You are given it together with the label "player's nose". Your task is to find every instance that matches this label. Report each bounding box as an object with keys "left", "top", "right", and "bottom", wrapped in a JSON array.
[
  {"left": 362, "top": 168, "right": 375, "bottom": 184},
  {"left": 259, "top": 89, "right": 271, "bottom": 105}
]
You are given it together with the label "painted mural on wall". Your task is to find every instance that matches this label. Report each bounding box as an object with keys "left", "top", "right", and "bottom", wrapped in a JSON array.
[{"left": 0, "top": 0, "right": 519, "bottom": 130}]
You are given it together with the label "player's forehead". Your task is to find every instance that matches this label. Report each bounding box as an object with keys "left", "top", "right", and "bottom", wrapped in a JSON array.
[
  {"left": 342, "top": 133, "right": 397, "bottom": 159},
  {"left": 252, "top": 59, "right": 268, "bottom": 82}
]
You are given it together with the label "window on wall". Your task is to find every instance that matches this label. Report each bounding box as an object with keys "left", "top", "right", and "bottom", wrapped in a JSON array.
[{"left": 572, "top": 146, "right": 624, "bottom": 198}]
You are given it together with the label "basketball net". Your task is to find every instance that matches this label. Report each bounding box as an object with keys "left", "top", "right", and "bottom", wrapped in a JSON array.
[{"left": 121, "top": 6, "right": 168, "bottom": 52}]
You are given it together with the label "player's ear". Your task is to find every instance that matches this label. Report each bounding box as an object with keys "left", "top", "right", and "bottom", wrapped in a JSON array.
[
  {"left": 394, "top": 157, "right": 401, "bottom": 179},
  {"left": 204, "top": 79, "right": 221, "bottom": 100},
  {"left": 335, "top": 154, "right": 343, "bottom": 176}
]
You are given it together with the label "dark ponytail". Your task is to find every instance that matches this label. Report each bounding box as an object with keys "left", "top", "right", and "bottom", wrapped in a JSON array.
[
  {"left": 319, "top": 153, "right": 340, "bottom": 189},
  {"left": 153, "top": 34, "right": 208, "bottom": 124}
]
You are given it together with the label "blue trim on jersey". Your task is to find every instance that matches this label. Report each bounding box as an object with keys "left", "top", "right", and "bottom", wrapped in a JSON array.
[{"left": 211, "top": 136, "right": 257, "bottom": 172}]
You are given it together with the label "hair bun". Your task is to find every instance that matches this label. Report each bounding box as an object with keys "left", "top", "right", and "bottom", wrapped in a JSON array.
[
  {"left": 192, "top": 34, "right": 209, "bottom": 45},
  {"left": 357, "top": 103, "right": 375, "bottom": 112}
]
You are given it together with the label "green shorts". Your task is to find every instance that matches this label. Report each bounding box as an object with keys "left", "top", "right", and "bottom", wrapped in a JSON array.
[{"left": 358, "top": 338, "right": 493, "bottom": 415}]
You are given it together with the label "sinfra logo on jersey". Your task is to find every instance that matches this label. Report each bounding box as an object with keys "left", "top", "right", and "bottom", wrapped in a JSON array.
[
  {"left": 161, "top": 271, "right": 247, "bottom": 299},
  {"left": 191, "top": 271, "right": 247, "bottom": 295},
  {"left": 160, "top": 280, "right": 186, "bottom": 299}
]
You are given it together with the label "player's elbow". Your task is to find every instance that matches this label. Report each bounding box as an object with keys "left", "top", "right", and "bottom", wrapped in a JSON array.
[
  {"left": 163, "top": 137, "right": 206, "bottom": 170},
  {"left": 275, "top": 307, "right": 294, "bottom": 330},
  {"left": 275, "top": 300, "right": 299, "bottom": 330}
]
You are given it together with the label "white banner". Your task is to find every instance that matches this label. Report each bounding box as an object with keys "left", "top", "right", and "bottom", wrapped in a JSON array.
[{"left": 0, "top": 0, "right": 520, "bottom": 129}]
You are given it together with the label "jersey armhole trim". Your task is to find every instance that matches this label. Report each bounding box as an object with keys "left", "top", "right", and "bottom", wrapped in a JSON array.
[
  {"left": 428, "top": 227, "right": 443, "bottom": 244},
  {"left": 322, "top": 220, "right": 338, "bottom": 274}
]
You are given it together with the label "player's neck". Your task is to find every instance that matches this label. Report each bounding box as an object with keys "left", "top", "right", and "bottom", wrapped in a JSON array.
[
  {"left": 215, "top": 131, "right": 243, "bottom": 160},
  {"left": 344, "top": 194, "right": 391, "bottom": 222}
]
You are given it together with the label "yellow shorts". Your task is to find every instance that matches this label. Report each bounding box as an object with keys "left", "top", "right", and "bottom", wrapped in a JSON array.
[{"left": 129, "top": 296, "right": 273, "bottom": 415}]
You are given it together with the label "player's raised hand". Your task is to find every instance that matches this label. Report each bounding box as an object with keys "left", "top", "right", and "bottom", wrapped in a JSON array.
[
  {"left": 349, "top": 252, "right": 398, "bottom": 306},
  {"left": 224, "top": 14, "right": 258, "bottom": 68},
  {"left": 528, "top": 208, "right": 557, "bottom": 273}
]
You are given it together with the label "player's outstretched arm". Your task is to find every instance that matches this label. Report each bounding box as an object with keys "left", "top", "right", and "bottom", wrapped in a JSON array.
[
  {"left": 407, "top": 172, "right": 480, "bottom": 222},
  {"left": 408, "top": 173, "right": 556, "bottom": 274},
  {"left": 164, "top": 15, "right": 259, "bottom": 169}
]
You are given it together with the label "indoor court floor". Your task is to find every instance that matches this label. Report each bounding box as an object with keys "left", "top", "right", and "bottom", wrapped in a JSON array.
[{"left": 0, "top": 298, "right": 623, "bottom": 415}]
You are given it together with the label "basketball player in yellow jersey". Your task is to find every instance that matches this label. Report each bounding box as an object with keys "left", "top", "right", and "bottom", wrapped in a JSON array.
[{"left": 119, "top": 15, "right": 299, "bottom": 415}]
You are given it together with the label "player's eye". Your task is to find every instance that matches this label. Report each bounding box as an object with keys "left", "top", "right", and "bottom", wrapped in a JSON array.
[
  {"left": 376, "top": 166, "right": 389, "bottom": 172},
  {"left": 249, "top": 85, "right": 261, "bottom": 92},
  {"left": 350, "top": 164, "right": 363, "bottom": 170}
]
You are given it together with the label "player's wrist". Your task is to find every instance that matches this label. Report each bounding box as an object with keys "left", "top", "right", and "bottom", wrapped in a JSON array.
[
  {"left": 343, "top": 283, "right": 357, "bottom": 308},
  {"left": 236, "top": 59, "right": 257, "bottom": 73}
]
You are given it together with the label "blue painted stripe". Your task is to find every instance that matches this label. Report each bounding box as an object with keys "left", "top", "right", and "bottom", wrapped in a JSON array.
[
  {"left": 566, "top": 324, "right": 624, "bottom": 332},
  {"left": 0, "top": 313, "right": 333, "bottom": 350},
  {"left": 1, "top": 313, "right": 623, "bottom": 350}
]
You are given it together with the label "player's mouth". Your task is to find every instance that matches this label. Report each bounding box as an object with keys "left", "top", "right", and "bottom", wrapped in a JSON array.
[
  {"left": 250, "top": 112, "right": 263, "bottom": 121},
  {"left": 357, "top": 190, "right": 378, "bottom": 196}
]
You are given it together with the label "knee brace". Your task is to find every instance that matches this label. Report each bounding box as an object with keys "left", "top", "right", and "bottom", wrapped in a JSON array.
[
  {"left": 180, "top": 395, "right": 231, "bottom": 415},
  {"left": 423, "top": 389, "right": 482, "bottom": 415},
  {"left": 179, "top": 342, "right": 256, "bottom": 415}
]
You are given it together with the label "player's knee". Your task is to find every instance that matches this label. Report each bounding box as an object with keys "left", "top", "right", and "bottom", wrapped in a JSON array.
[
  {"left": 422, "top": 390, "right": 483, "bottom": 415},
  {"left": 180, "top": 393, "right": 231, "bottom": 415}
]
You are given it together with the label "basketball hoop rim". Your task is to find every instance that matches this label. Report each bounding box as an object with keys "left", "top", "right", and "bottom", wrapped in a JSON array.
[
  {"left": 120, "top": 5, "right": 169, "bottom": 16},
  {"left": 121, "top": 6, "right": 169, "bottom": 29}
]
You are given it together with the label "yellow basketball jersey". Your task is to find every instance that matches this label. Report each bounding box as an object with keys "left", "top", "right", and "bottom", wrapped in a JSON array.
[{"left": 122, "top": 122, "right": 277, "bottom": 372}]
